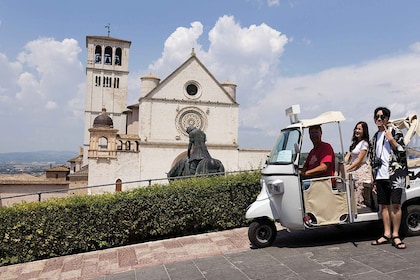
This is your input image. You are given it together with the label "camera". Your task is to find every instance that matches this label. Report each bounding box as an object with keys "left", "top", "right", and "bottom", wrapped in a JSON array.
[{"left": 372, "top": 158, "right": 382, "bottom": 169}]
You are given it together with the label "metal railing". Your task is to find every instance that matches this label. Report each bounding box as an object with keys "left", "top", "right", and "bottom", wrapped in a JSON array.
[{"left": 0, "top": 169, "right": 260, "bottom": 205}]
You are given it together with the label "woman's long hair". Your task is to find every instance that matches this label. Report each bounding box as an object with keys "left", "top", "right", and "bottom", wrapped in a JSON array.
[{"left": 349, "top": 121, "right": 370, "bottom": 151}]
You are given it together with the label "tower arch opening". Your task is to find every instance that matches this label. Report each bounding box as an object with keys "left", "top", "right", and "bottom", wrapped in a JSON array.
[
  {"left": 104, "top": 46, "right": 113, "bottom": 65},
  {"left": 95, "top": 45, "right": 102, "bottom": 64},
  {"left": 115, "top": 48, "right": 122, "bottom": 66}
]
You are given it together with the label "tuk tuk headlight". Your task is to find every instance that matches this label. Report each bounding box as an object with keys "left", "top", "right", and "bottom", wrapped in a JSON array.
[{"left": 267, "top": 180, "right": 284, "bottom": 195}]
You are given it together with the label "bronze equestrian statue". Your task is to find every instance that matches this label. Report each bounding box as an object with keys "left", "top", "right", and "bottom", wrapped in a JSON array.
[{"left": 167, "top": 126, "right": 225, "bottom": 180}]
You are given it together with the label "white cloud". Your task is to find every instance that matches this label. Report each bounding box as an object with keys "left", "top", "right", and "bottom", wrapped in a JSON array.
[
  {"left": 146, "top": 16, "right": 420, "bottom": 150},
  {"left": 16, "top": 72, "right": 39, "bottom": 100},
  {"left": 149, "top": 21, "right": 204, "bottom": 77},
  {"left": 16, "top": 38, "right": 84, "bottom": 105},
  {"left": 18, "top": 38, "right": 81, "bottom": 72},
  {"left": 6, "top": 38, "right": 85, "bottom": 117},
  {"left": 267, "top": 0, "right": 280, "bottom": 7},
  {"left": 67, "top": 82, "right": 87, "bottom": 119},
  {"left": 250, "top": 0, "right": 280, "bottom": 7},
  {"left": 409, "top": 42, "right": 420, "bottom": 52},
  {"left": 0, "top": 53, "right": 22, "bottom": 96},
  {"left": 45, "top": 101, "right": 57, "bottom": 109},
  {"left": 148, "top": 15, "right": 288, "bottom": 106},
  {"left": 239, "top": 52, "right": 420, "bottom": 148},
  {"left": 0, "top": 37, "right": 85, "bottom": 152},
  {"left": 204, "top": 16, "right": 287, "bottom": 101}
]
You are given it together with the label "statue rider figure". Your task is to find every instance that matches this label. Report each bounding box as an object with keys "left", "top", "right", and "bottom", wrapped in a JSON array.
[{"left": 186, "top": 125, "right": 211, "bottom": 175}]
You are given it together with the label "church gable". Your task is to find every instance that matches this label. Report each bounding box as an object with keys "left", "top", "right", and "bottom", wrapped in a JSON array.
[
  {"left": 144, "top": 55, "right": 237, "bottom": 105},
  {"left": 136, "top": 53, "right": 239, "bottom": 147}
]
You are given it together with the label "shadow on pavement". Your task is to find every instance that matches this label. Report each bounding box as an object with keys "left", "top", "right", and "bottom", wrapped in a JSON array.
[{"left": 270, "top": 220, "right": 383, "bottom": 248}]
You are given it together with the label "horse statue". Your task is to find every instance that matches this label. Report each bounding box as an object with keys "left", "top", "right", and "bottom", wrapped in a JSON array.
[
  {"left": 167, "top": 126, "right": 225, "bottom": 181},
  {"left": 195, "top": 158, "right": 225, "bottom": 175},
  {"left": 167, "top": 156, "right": 225, "bottom": 181},
  {"left": 167, "top": 157, "right": 190, "bottom": 179}
]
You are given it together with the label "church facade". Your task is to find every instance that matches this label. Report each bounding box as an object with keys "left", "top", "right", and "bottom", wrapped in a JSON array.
[{"left": 78, "top": 35, "right": 269, "bottom": 194}]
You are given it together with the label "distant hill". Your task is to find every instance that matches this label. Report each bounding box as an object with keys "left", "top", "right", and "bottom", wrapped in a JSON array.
[{"left": 0, "top": 151, "right": 77, "bottom": 164}]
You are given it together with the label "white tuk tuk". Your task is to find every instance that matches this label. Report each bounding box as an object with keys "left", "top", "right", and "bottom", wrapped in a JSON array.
[{"left": 246, "top": 105, "right": 420, "bottom": 248}]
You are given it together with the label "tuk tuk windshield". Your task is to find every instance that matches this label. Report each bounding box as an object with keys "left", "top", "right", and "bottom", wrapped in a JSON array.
[{"left": 267, "top": 128, "right": 301, "bottom": 164}]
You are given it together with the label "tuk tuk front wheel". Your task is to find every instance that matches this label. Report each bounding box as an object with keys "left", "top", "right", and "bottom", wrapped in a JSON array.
[
  {"left": 401, "top": 205, "right": 420, "bottom": 236},
  {"left": 248, "top": 219, "right": 277, "bottom": 248}
]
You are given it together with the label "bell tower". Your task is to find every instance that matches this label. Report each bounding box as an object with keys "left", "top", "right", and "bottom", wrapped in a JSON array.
[{"left": 83, "top": 35, "right": 131, "bottom": 164}]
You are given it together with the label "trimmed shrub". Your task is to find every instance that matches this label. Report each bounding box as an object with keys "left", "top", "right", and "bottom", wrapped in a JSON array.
[{"left": 0, "top": 171, "right": 260, "bottom": 266}]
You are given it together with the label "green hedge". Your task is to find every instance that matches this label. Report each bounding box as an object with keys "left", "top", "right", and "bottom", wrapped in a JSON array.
[{"left": 0, "top": 171, "right": 260, "bottom": 266}]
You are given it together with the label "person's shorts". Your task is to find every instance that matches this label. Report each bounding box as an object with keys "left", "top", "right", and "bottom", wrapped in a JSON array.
[{"left": 375, "top": 179, "right": 402, "bottom": 205}]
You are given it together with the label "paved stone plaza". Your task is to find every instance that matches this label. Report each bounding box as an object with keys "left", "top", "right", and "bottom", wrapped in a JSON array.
[{"left": 1, "top": 222, "right": 420, "bottom": 279}]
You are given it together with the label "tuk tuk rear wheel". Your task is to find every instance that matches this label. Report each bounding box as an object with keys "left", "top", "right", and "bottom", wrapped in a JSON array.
[
  {"left": 401, "top": 205, "right": 420, "bottom": 236},
  {"left": 248, "top": 219, "right": 277, "bottom": 248}
]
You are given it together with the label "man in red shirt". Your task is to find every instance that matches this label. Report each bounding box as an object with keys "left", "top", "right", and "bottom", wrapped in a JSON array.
[{"left": 300, "top": 125, "right": 335, "bottom": 180}]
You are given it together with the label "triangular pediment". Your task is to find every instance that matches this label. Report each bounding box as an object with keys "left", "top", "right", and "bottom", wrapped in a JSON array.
[{"left": 142, "top": 54, "right": 237, "bottom": 105}]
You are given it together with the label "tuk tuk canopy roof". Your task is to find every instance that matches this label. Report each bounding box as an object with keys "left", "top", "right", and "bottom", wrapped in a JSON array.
[
  {"left": 299, "top": 111, "right": 345, "bottom": 128},
  {"left": 390, "top": 114, "right": 420, "bottom": 145}
]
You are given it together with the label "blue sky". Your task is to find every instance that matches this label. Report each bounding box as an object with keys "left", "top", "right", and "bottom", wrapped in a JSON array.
[{"left": 1, "top": 0, "right": 420, "bottom": 154}]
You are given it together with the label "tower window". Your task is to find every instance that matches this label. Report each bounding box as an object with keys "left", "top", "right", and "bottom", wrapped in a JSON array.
[
  {"left": 104, "top": 46, "right": 112, "bottom": 65},
  {"left": 104, "top": 54, "right": 111, "bottom": 65},
  {"left": 103, "top": 77, "right": 112, "bottom": 87},
  {"left": 95, "top": 45, "right": 102, "bottom": 64},
  {"left": 95, "top": 76, "right": 101, "bottom": 87},
  {"left": 115, "top": 48, "right": 122, "bottom": 66},
  {"left": 99, "top": 137, "right": 108, "bottom": 150}
]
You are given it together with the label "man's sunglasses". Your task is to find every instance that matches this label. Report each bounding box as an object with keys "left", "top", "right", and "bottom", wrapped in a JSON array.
[{"left": 375, "top": 114, "right": 388, "bottom": 120}]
